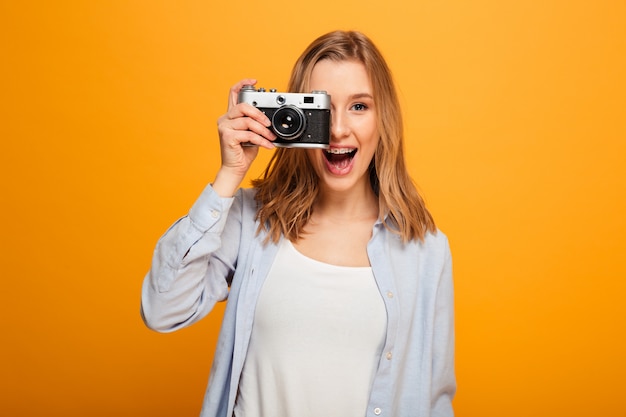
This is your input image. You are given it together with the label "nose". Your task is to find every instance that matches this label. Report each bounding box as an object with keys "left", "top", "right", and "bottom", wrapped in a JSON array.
[{"left": 330, "top": 109, "right": 350, "bottom": 141}]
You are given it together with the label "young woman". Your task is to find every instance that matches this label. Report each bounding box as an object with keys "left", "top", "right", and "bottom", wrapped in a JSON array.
[{"left": 141, "top": 30, "right": 455, "bottom": 417}]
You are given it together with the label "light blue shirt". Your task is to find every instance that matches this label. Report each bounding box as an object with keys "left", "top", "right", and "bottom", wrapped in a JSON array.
[{"left": 141, "top": 184, "right": 456, "bottom": 417}]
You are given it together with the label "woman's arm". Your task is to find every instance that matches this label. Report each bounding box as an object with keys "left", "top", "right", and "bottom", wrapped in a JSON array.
[
  {"left": 141, "top": 79, "right": 276, "bottom": 332},
  {"left": 431, "top": 239, "right": 456, "bottom": 416},
  {"left": 140, "top": 185, "right": 241, "bottom": 332}
]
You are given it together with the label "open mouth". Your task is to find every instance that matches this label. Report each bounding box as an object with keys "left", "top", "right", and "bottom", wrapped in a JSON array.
[{"left": 324, "top": 148, "right": 357, "bottom": 169}]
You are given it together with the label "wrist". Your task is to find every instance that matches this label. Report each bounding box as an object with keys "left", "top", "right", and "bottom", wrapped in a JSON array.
[{"left": 213, "top": 167, "right": 245, "bottom": 197}]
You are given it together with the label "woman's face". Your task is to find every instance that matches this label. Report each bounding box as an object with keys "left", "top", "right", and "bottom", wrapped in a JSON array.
[{"left": 306, "top": 59, "right": 380, "bottom": 197}]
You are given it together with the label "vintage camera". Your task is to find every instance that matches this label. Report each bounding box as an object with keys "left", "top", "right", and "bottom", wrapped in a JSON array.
[{"left": 238, "top": 85, "right": 331, "bottom": 148}]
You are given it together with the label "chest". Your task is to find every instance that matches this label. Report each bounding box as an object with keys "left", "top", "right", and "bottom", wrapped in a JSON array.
[
  {"left": 253, "top": 239, "right": 387, "bottom": 351},
  {"left": 293, "top": 218, "right": 375, "bottom": 267}
]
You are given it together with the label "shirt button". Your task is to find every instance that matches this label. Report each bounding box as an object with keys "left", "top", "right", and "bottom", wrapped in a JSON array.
[
  {"left": 386, "top": 351, "right": 393, "bottom": 360},
  {"left": 386, "top": 291, "right": 394, "bottom": 298},
  {"left": 210, "top": 209, "right": 220, "bottom": 218},
  {"left": 374, "top": 408, "right": 382, "bottom": 415}
]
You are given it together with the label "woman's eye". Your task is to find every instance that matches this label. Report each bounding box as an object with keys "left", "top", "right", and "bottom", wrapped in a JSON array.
[{"left": 351, "top": 103, "right": 368, "bottom": 111}]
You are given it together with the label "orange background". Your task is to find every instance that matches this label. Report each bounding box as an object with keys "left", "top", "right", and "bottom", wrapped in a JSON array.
[{"left": 1, "top": 1, "right": 625, "bottom": 416}]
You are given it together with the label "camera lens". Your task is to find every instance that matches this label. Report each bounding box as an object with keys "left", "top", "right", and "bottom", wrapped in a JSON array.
[{"left": 271, "top": 105, "right": 306, "bottom": 140}]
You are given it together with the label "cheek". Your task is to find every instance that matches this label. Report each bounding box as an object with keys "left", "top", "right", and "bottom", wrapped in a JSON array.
[
  {"left": 365, "top": 124, "right": 380, "bottom": 149},
  {"left": 362, "top": 118, "right": 379, "bottom": 144}
]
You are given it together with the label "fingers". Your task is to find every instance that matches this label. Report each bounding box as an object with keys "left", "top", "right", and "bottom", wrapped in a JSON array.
[
  {"left": 218, "top": 102, "right": 276, "bottom": 150},
  {"left": 227, "top": 78, "right": 257, "bottom": 110},
  {"left": 225, "top": 101, "right": 270, "bottom": 128},
  {"left": 222, "top": 126, "right": 275, "bottom": 150},
  {"left": 222, "top": 78, "right": 277, "bottom": 147},
  {"left": 227, "top": 117, "right": 272, "bottom": 142}
]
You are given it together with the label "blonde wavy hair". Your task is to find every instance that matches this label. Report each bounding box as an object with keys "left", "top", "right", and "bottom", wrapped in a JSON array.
[{"left": 252, "top": 30, "right": 436, "bottom": 243}]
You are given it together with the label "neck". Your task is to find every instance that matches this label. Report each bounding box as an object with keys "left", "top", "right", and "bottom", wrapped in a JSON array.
[{"left": 314, "top": 183, "right": 379, "bottom": 221}]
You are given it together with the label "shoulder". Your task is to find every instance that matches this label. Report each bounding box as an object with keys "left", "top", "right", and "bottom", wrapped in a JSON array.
[
  {"left": 421, "top": 229, "right": 451, "bottom": 257},
  {"left": 381, "top": 226, "right": 450, "bottom": 257},
  {"left": 414, "top": 229, "right": 452, "bottom": 272},
  {"left": 372, "top": 227, "right": 451, "bottom": 270},
  {"left": 396, "top": 228, "right": 451, "bottom": 273}
]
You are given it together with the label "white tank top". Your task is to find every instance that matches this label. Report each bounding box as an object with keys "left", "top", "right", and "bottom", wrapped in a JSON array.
[{"left": 233, "top": 239, "right": 387, "bottom": 417}]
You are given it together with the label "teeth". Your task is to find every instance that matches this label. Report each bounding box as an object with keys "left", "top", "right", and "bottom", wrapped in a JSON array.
[{"left": 326, "top": 148, "right": 355, "bottom": 154}]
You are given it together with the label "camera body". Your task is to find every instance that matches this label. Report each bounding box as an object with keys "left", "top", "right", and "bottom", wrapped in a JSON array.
[{"left": 238, "top": 85, "right": 331, "bottom": 148}]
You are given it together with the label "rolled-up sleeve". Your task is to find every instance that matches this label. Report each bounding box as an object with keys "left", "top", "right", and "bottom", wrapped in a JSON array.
[{"left": 140, "top": 184, "right": 239, "bottom": 333}]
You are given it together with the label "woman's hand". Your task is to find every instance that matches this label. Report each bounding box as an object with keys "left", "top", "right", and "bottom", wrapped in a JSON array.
[{"left": 213, "top": 79, "right": 276, "bottom": 197}]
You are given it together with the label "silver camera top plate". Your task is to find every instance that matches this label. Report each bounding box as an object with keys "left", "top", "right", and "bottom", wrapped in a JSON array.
[{"left": 238, "top": 86, "right": 331, "bottom": 110}]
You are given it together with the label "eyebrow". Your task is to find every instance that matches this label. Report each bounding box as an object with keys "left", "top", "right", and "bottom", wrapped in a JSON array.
[{"left": 350, "top": 93, "right": 374, "bottom": 100}]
